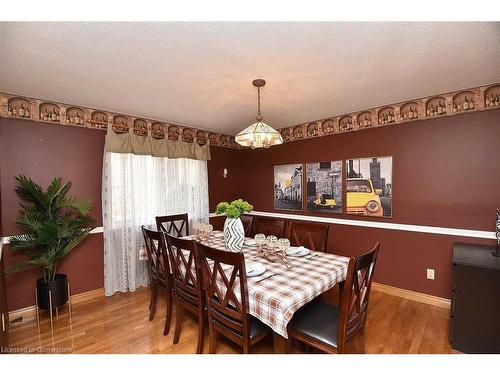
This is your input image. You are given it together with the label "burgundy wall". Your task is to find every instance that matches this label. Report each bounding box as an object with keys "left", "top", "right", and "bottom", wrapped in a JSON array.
[
  {"left": 0, "top": 118, "right": 242, "bottom": 310},
  {"left": 0, "top": 118, "right": 105, "bottom": 311},
  {"left": 207, "top": 146, "right": 246, "bottom": 213},
  {"left": 236, "top": 110, "right": 500, "bottom": 298},
  {"left": 1, "top": 109, "right": 499, "bottom": 309}
]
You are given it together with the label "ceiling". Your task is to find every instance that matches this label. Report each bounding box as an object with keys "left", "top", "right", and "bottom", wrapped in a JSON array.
[{"left": 1, "top": 22, "right": 499, "bottom": 135}]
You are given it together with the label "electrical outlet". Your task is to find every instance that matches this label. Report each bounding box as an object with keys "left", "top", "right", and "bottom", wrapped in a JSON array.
[{"left": 426, "top": 268, "right": 435, "bottom": 280}]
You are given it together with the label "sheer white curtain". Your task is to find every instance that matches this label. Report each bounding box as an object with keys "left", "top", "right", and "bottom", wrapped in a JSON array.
[{"left": 102, "top": 152, "right": 209, "bottom": 296}]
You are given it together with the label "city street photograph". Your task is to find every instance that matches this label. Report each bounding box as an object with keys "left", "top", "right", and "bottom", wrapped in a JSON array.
[{"left": 274, "top": 164, "right": 303, "bottom": 211}]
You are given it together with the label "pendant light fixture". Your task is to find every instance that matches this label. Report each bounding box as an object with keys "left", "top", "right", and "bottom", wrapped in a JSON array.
[{"left": 235, "top": 79, "right": 283, "bottom": 149}]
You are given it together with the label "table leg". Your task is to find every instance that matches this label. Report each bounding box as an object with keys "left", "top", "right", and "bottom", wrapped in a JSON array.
[{"left": 273, "top": 332, "right": 287, "bottom": 353}]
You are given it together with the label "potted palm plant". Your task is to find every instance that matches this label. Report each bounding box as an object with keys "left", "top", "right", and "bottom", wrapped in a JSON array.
[
  {"left": 216, "top": 199, "right": 253, "bottom": 252},
  {"left": 6, "top": 175, "right": 96, "bottom": 310}
]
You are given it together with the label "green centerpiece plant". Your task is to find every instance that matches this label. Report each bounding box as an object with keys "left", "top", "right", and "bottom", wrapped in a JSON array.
[
  {"left": 216, "top": 199, "right": 253, "bottom": 218},
  {"left": 216, "top": 199, "right": 253, "bottom": 252}
]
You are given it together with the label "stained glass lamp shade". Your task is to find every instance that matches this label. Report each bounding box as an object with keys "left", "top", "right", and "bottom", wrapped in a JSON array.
[
  {"left": 235, "top": 121, "right": 283, "bottom": 149},
  {"left": 235, "top": 79, "right": 283, "bottom": 149}
]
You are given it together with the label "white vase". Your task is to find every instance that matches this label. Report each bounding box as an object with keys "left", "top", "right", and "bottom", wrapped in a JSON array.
[{"left": 223, "top": 217, "right": 245, "bottom": 252}]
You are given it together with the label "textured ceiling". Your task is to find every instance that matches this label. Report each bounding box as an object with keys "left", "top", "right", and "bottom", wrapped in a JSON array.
[{"left": 1, "top": 22, "right": 499, "bottom": 135}]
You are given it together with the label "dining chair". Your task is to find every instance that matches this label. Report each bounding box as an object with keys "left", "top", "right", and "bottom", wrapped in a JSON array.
[
  {"left": 156, "top": 213, "right": 189, "bottom": 237},
  {"left": 141, "top": 226, "right": 174, "bottom": 336},
  {"left": 196, "top": 243, "right": 271, "bottom": 354},
  {"left": 252, "top": 216, "right": 286, "bottom": 238},
  {"left": 287, "top": 242, "right": 380, "bottom": 354},
  {"left": 165, "top": 234, "right": 206, "bottom": 353},
  {"left": 240, "top": 214, "right": 254, "bottom": 237},
  {"left": 289, "top": 221, "right": 329, "bottom": 252}
]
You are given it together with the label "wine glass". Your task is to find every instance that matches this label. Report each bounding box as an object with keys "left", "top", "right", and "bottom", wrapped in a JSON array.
[
  {"left": 193, "top": 222, "right": 201, "bottom": 233},
  {"left": 278, "top": 238, "right": 290, "bottom": 255},
  {"left": 254, "top": 233, "right": 266, "bottom": 251},
  {"left": 193, "top": 223, "right": 202, "bottom": 239},
  {"left": 204, "top": 223, "right": 213, "bottom": 235},
  {"left": 266, "top": 235, "right": 278, "bottom": 252}
]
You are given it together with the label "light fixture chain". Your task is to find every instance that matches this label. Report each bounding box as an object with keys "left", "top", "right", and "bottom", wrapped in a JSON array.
[{"left": 257, "top": 86, "right": 261, "bottom": 117}]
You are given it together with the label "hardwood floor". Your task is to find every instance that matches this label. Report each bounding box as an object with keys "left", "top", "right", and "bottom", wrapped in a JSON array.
[{"left": 7, "top": 287, "right": 452, "bottom": 354}]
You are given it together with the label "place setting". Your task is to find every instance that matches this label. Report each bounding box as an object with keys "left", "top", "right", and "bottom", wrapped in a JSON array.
[
  {"left": 244, "top": 260, "right": 278, "bottom": 283},
  {"left": 286, "top": 246, "right": 319, "bottom": 260}
]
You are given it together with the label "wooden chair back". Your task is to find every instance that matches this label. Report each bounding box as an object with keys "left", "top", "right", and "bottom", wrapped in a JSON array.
[
  {"left": 338, "top": 242, "right": 380, "bottom": 352},
  {"left": 253, "top": 216, "right": 286, "bottom": 237},
  {"left": 156, "top": 213, "right": 189, "bottom": 237},
  {"left": 289, "top": 221, "right": 329, "bottom": 252},
  {"left": 197, "top": 242, "right": 251, "bottom": 344},
  {"left": 141, "top": 226, "right": 171, "bottom": 287},
  {"left": 240, "top": 214, "right": 254, "bottom": 237},
  {"left": 165, "top": 234, "right": 203, "bottom": 309}
]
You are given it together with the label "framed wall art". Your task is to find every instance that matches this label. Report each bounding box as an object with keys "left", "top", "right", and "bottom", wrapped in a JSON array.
[
  {"left": 274, "top": 164, "right": 303, "bottom": 211},
  {"left": 306, "top": 161, "right": 343, "bottom": 214},
  {"left": 346, "top": 156, "right": 392, "bottom": 217}
]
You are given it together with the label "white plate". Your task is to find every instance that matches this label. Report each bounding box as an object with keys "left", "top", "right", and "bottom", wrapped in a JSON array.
[
  {"left": 245, "top": 260, "right": 256, "bottom": 272},
  {"left": 214, "top": 232, "right": 224, "bottom": 239},
  {"left": 286, "top": 247, "right": 311, "bottom": 257},
  {"left": 244, "top": 239, "right": 258, "bottom": 246},
  {"left": 286, "top": 246, "right": 303, "bottom": 255},
  {"left": 245, "top": 262, "right": 267, "bottom": 277}
]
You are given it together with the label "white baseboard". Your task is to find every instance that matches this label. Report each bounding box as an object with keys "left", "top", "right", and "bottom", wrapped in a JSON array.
[
  {"left": 372, "top": 282, "right": 450, "bottom": 309},
  {"left": 8, "top": 287, "right": 105, "bottom": 320},
  {"left": 7, "top": 282, "right": 450, "bottom": 325}
]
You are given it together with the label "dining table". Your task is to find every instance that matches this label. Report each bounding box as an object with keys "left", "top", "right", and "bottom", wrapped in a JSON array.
[{"left": 186, "top": 230, "right": 350, "bottom": 353}]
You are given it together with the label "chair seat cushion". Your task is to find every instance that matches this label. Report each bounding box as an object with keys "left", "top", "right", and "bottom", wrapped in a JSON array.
[
  {"left": 212, "top": 309, "right": 270, "bottom": 341},
  {"left": 289, "top": 299, "right": 340, "bottom": 348},
  {"left": 249, "top": 315, "right": 270, "bottom": 340}
]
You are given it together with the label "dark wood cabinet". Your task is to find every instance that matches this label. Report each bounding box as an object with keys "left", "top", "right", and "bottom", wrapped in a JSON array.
[{"left": 451, "top": 243, "right": 500, "bottom": 353}]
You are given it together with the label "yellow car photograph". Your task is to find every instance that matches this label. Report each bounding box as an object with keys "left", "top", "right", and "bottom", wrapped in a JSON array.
[{"left": 346, "top": 157, "right": 392, "bottom": 217}]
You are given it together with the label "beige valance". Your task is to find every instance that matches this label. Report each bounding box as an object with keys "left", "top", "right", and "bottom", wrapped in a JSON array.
[{"left": 104, "top": 126, "right": 211, "bottom": 161}]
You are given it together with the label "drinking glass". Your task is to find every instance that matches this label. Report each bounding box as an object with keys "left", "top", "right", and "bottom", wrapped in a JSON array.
[
  {"left": 278, "top": 238, "right": 290, "bottom": 254},
  {"left": 254, "top": 233, "right": 266, "bottom": 250},
  {"left": 266, "top": 235, "right": 278, "bottom": 252},
  {"left": 203, "top": 223, "right": 213, "bottom": 235},
  {"left": 193, "top": 223, "right": 202, "bottom": 238}
]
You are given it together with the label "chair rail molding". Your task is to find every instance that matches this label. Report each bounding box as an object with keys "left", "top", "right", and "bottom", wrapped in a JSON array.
[
  {"left": 210, "top": 211, "right": 496, "bottom": 240},
  {"left": 1, "top": 226, "right": 103, "bottom": 246},
  {"left": 3, "top": 212, "right": 496, "bottom": 245}
]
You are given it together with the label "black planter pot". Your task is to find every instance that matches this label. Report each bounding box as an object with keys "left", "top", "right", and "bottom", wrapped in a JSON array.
[{"left": 36, "top": 274, "right": 69, "bottom": 310}]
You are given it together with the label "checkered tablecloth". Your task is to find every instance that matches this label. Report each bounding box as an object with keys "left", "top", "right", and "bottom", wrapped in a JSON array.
[{"left": 191, "top": 232, "right": 349, "bottom": 338}]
